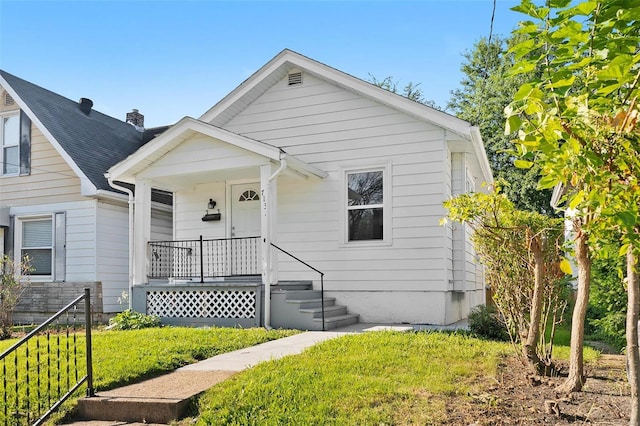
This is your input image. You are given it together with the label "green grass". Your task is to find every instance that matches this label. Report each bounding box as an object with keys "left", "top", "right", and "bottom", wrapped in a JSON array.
[
  {"left": 0, "top": 327, "right": 603, "bottom": 425},
  {"left": 0, "top": 326, "right": 298, "bottom": 424},
  {"left": 194, "top": 331, "right": 602, "bottom": 426},
  {"left": 195, "top": 331, "right": 511, "bottom": 425}
]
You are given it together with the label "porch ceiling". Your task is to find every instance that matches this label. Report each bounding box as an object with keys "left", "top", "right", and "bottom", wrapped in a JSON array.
[{"left": 142, "top": 165, "right": 260, "bottom": 192}]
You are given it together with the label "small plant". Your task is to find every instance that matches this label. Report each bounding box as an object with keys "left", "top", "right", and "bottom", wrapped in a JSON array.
[
  {"left": 108, "top": 309, "right": 161, "bottom": 330},
  {"left": 468, "top": 305, "right": 509, "bottom": 341},
  {"left": 0, "top": 255, "right": 31, "bottom": 339}
]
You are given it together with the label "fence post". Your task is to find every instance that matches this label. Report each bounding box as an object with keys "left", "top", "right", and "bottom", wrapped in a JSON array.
[
  {"left": 84, "top": 288, "right": 95, "bottom": 397},
  {"left": 199, "top": 235, "right": 204, "bottom": 283}
]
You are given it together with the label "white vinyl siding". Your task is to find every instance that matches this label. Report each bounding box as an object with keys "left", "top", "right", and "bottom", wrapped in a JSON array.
[
  {"left": 0, "top": 125, "right": 83, "bottom": 205},
  {"left": 217, "top": 74, "right": 451, "bottom": 323},
  {"left": 96, "top": 202, "right": 129, "bottom": 312},
  {"left": 96, "top": 202, "right": 172, "bottom": 313}
]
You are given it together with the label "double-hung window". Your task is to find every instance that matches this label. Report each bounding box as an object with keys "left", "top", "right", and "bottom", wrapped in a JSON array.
[
  {"left": 21, "top": 218, "right": 54, "bottom": 276},
  {"left": 346, "top": 169, "right": 385, "bottom": 242},
  {"left": 1, "top": 113, "right": 20, "bottom": 175}
]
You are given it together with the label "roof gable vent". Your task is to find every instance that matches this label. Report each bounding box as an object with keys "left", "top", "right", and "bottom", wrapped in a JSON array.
[
  {"left": 288, "top": 71, "right": 303, "bottom": 86},
  {"left": 4, "top": 92, "right": 15, "bottom": 106}
]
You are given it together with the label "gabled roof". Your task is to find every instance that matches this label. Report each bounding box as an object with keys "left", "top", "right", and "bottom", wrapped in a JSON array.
[
  {"left": 0, "top": 70, "right": 157, "bottom": 194},
  {"left": 106, "top": 117, "right": 327, "bottom": 185},
  {"left": 200, "top": 49, "right": 493, "bottom": 183}
]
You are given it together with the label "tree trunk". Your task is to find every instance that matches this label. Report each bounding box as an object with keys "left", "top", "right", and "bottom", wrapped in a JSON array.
[
  {"left": 523, "top": 234, "right": 544, "bottom": 373},
  {"left": 626, "top": 244, "right": 639, "bottom": 426},
  {"left": 556, "top": 229, "right": 590, "bottom": 394}
]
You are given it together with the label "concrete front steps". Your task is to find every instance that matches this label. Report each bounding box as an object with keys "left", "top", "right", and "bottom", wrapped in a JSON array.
[
  {"left": 73, "top": 370, "right": 233, "bottom": 424},
  {"left": 271, "top": 281, "right": 359, "bottom": 330}
]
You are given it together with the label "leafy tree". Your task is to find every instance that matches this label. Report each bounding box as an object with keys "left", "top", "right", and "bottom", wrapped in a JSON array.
[
  {"left": 448, "top": 35, "right": 555, "bottom": 215},
  {"left": 443, "top": 185, "right": 568, "bottom": 374},
  {"left": 506, "top": 0, "right": 640, "bottom": 409},
  {"left": 368, "top": 74, "right": 441, "bottom": 109}
]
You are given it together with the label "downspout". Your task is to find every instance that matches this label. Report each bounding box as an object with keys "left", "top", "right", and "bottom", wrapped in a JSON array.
[
  {"left": 263, "top": 157, "right": 287, "bottom": 329},
  {"left": 107, "top": 177, "right": 134, "bottom": 310}
]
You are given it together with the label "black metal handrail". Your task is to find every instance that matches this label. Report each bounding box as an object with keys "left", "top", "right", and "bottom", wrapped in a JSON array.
[
  {"left": 0, "top": 288, "right": 94, "bottom": 426},
  {"left": 148, "top": 236, "right": 260, "bottom": 282},
  {"left": 270, "top": 243, "right": 325, "bottom": 331}
]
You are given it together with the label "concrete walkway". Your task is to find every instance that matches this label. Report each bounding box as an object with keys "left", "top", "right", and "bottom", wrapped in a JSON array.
[
  {"left": 66, "top": 323, "right": 462, "bottom": 425},
  {"left": 69, "top": 330, "right": 361, "bottom": 425}
]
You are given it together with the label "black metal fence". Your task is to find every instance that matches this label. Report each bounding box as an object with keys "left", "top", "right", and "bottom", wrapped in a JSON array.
[
  {"left": 0, "top": 288, "right": 94, "bottom": 426},
  {"left": 148, "top": 236, "right": 260, "bottom": 282}
]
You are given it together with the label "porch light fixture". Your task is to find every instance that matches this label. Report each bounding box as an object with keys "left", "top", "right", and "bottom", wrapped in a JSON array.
[{"left": 202, "top": 199, "right": 221, "bottom": 222}]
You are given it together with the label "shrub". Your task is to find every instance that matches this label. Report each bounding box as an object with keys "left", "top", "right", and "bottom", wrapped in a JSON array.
[
  {"left": 0, "top": 255, "right": 31, "bottom": 339},
  {"left": 108, "top": 309, "right": 161, "bottom": 330},
  {"left": 468, "top": 305, "right": 509, "bottom": 341},
  {"left": 589, "top": 312, "right": 626, "bottom": 352}
]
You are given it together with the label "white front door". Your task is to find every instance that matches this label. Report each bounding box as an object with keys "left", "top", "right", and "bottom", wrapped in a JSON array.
[
  {"left": 230, "top": 183, "right": 261, "bottom": 275},
  {"left": 231, "top": 183, "right": 261, "bottom": 237}
]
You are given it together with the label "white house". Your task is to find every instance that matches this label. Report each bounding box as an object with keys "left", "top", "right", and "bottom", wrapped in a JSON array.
[
  {"left": 106, "top": 49, "right": 493, "bottom": 330},
  {"left": 0, "top": 70, "right": 172, "bottom": 323}
]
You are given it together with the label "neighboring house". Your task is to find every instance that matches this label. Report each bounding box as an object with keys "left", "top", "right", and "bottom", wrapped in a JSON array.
[
  {"left": 0, "top": 70, "right": 172, "bottom": 323},
  {"left": 106, "top": 49, "right": 493, "bottom": 330}
]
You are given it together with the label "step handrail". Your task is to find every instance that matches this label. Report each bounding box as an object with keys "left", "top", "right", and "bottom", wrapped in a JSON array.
[{"left": 270, "top": 243, "right": 325, "bottom": 331}]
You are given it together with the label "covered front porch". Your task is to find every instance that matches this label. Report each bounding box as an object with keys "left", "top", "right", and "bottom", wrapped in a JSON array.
[
  {"left": 131, "top": 234, "right": 344, "bottom": 330},
  {"left": 106, "top": 118, "right": 357, "bottom": 330}
]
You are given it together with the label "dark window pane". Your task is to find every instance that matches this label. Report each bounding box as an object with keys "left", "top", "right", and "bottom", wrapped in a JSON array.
[
  {"left": 348, "top": 171, "right": 383, "bottom": 206},
  {"left": 22, "top": 249, "right": 52, "bottom": 275},
  {"left": 349, "top": 208, "right": 383, "bottom": 241}
]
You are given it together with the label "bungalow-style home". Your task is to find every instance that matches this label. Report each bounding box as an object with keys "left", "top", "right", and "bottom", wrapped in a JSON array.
[
  {"left": 106, "top": 49, "right": 493, "bottom": 330},
  {"left": 0, "top": 70, "right": 172, "bottom": 323}
]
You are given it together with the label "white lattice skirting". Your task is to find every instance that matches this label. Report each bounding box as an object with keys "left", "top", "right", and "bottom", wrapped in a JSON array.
[{"left": 146, "top": 290, "right": 256, "bottom": 318}]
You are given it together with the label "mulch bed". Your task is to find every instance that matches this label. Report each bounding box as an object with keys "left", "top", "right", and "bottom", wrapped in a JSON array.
[{"left": 446, "top": 354, "right": 630, "bottom": 425}]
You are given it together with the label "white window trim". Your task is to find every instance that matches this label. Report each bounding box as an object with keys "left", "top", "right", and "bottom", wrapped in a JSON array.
[
  {"left": 339, "top": 161, "right": 392, "bottom": 247},
  {"left": 14, "top": 214, "right": 54, "bottom": 281},
  {"left": 0, "top": 111, "right": 20, "bottom": 177}
]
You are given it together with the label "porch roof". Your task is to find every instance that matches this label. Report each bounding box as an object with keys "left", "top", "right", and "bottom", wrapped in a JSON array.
[{"left": 105, "top": 117, "right": 327, "bottom": 188}]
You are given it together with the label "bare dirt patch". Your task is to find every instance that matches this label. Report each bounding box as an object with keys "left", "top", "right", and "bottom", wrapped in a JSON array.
[{"left": 446, "top": 354, "right": 630, "bottom": 425}]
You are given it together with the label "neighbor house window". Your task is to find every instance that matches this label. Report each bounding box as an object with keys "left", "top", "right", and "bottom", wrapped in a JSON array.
[
  {"left": 21, "top": 218, "right": 53, "bottom": 276},
  {"left": 1, "top": 113, "right": 20, "bottom": 175},
  {"left": 347, "top": 170, "right": 384, "bottom": 241}
]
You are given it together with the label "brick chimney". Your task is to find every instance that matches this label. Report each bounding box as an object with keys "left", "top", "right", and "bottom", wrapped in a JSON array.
[{"left": 126, "top": 109, "right": 144, "bottom": 130}]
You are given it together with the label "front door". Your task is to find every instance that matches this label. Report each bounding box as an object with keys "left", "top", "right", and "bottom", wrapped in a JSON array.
[
  {"left": 230, "top": 183, "right": 261, "bottom": 275},
  {"left": 231, "top": 183, "right": 261, "bottom": 237}
]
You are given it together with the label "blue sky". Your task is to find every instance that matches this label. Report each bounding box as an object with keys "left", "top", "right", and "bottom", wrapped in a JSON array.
[{"left": 0, "top": 0, "right": 523, "bottom": 128}]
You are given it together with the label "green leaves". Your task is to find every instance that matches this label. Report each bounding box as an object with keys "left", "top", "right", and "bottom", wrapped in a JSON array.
[
  {"left": 514, "top": 159, "right": 534, "bottom": 169},
  {"left": 507, "top": 0, "right": 640, "bottom": 259}
]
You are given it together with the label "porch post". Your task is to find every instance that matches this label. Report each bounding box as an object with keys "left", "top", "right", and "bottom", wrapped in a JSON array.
[
  {"left": 133, "top": 179, "right": 152, "bottom": 286},
  {"left": 260, "top": 164, "right": 272, "bottom": 328},
  {"left": 270, "top": 174, "right": 278, "bottom": 284}
]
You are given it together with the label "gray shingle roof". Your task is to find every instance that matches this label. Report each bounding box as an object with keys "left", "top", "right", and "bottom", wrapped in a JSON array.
[{"left": 1, "top": 70, "right": 151, "bottom": 192}]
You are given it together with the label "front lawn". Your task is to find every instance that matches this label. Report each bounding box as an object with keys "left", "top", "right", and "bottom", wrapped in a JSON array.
[
  {"left": 0, "top": 326, "right": 298, "bottom": 424},
  {"left": 193, "top": 331, "right": 601, "bottom": 425},
  {"left": 196, "top": 331, "right": 510, "bottom": 425}
]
